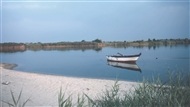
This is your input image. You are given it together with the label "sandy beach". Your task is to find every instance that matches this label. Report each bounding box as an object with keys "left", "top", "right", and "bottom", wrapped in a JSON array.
[{"left": 0, "top": 63, "right": 138, "bottom": 107}]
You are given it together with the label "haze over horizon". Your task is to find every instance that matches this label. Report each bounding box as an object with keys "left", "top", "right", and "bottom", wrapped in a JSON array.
[{"left": 0, "top": 0, "right": 189, "bottom": 43}]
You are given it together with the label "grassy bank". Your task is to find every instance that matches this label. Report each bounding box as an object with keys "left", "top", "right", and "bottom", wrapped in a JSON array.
[
  {"left": 1, "top": 38, "right": 190, "bottom": 52},
  {"left": 3, "top": 71, "right": 190, "bottom": 107}
]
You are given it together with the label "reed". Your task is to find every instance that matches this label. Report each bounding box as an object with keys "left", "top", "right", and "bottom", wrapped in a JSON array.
[
  {"left": 3, "top": 71, "right": 190, "bottom": 107},
  {"left": 58, "top": 87, "right": 72, "bottom": 107},
  {"left": 85, "top": 71, "right": 190, "bottom": 107},
  {"left": 2, "top": 89, "right": 30, "bottom": 107},
  {"left": 123, "top": 71, "right": 190, "bottom": 107},
  {"left": 85, "top": 80, "right": 122, "bottom": 107},
  {"left": 58, "top": 87, "right": 87, "bottom": 107}
]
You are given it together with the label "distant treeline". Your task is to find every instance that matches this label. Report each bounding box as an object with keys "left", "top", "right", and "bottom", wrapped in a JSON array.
[
  {"left": 106, "top": 38, "right": 190, "bottom": 47},
  {"left": 0, "top": 38, "right": 189, "bottom": 52}
]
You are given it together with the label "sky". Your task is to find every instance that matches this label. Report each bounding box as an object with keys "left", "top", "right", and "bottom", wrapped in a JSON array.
[{"left": 0, "top": 0, "right": 189, "bottom": 43}]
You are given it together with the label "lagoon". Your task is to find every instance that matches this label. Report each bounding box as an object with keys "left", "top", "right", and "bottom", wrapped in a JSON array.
[{"left": 1, "top": 45, "right": 189, "bottom": 82}]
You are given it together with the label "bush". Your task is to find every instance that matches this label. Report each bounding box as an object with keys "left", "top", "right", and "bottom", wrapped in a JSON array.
[{"left": 92, "top": 39, "right": 102, "bottom": 43}]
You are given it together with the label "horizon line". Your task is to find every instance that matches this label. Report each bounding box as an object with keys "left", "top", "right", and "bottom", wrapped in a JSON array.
[
  {"left": 1, "top": 0, "right": 189, "bottom": 3},
  {"left": 0, "top": 38, "right": 189, "bottom": 43}
]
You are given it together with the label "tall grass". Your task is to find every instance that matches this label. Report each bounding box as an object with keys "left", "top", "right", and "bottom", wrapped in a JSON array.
[
  {"left": 58, "top": 87, "right": 72, "bottom": 107},
  {"left": 85, "top": 71, "right": 190, "bottom": 107},
  {"left": 123, "top": 72, "right": 190, "bottom": 107},
  {"left": 2, "top": 89, "right": 30, "bottom": 107},
  {"left": 3, "top": 71, "right": 190, "bottom": 107},
  {"left": 58, "top": 87, "right": 86, "bottom": 107}
]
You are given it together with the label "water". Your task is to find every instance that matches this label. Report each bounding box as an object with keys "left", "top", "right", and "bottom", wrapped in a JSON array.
[{"left": 1, "top": 45, "right": 189, "bottom": 82}]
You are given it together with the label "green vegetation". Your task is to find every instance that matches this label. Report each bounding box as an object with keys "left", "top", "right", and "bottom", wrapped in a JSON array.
[
  {"left": 92, "top": 38, "right": 102, "bottom": 43},
  {"left": 2, "top": 89, "right": 30, "bottom": 107},
  {"left": 0, "top": 38, "right": 189, "bottom": 52},
  {"left": 123, "top": 72, "right": 190, "bottom": 107},
  {"left": 83, "top": 72, "right": 190, "bottom": 107},
  {"left": 58, "top": 87, "right": 73, "bottom": 107},
  {"left": 58, "top": 87, "right": 86, "bottom": 107},
  {"left": 3, "top": 71, "right": 190, "bottom": 107},
  {"left": 0, "top": 43, "right": 26, "bottom": 52}
]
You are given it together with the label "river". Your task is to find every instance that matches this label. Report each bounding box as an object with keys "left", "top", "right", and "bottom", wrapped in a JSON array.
[{"left": 1, "top": 44, "right": 189, "bottom": 82}]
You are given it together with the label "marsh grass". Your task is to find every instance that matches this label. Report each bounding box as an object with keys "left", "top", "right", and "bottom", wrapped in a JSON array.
[
  {"left": 119, "top": 71, "right": 190, "bottom": 107},
  {"left": 3, "top": 71, "right": 190, "bottom": 107},
  {"left": 84, "top": 71, "right": 190, "bottom": 107},
  {"left": 58, "top": 87, "right": 72, "bottom": 107},
  {"left": 58, "top": 87, "right": 86, "bottom": 107},
  {"left": 85, "top": 80, "right": 123, "bottom": 107},
  {"left": 2, "top": 89, "right": 30, "bottom": 107}
]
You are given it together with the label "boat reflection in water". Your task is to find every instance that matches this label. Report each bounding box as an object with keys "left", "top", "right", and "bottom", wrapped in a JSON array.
[{"left": 107, "top": 61, "right": 142, "bottom": 72}]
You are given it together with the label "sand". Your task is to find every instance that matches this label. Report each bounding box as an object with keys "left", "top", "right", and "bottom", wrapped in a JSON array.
[{"left": 0, "top": 63, "right": 138, "bottom": 107}]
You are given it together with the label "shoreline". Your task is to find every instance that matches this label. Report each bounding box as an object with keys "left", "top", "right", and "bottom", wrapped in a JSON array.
[
  {"left": 0, "top": 63, "right": 18, "bottom": 70},
  {"left": 0, "top": 63, "right": 138, "bottom": 106},
  {"left": 1, "top": 63, "right": 131, "bottom": 82},
  {"left": 1, "top": 39, "right": 189, "bottom": 52}
]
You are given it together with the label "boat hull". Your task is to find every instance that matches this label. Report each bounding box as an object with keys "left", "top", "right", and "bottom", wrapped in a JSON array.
[{"left": 106, "top": 53, "right": 141, "bottom": 62}]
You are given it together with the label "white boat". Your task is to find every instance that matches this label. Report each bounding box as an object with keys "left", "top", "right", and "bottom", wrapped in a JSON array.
[
  {"left": 107, "top": 61, "right": 141, "bottom": 72},
  {"left": 106, "top": 53, "right": 141, "bottom": 62}
]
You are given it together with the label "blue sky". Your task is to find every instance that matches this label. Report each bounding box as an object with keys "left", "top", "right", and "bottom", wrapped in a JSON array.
[{"left": 1, "top": 0, "right": 189, "bottom": 43}]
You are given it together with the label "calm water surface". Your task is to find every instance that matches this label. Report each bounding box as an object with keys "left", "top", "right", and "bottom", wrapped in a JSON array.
[{"left": 1, "top": 45, "right": 189, "bottom": 82}]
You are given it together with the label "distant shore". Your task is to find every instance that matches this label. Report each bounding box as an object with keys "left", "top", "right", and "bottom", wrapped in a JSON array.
[
  {"left": 0, "top": 38, "right": 189, "bottom": 52},
  {"left": 0, "top": 63, "right": 138, "bottom": 106},
  {"left": 0, "top": 63, "right": 18, "bottom": 69}
]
